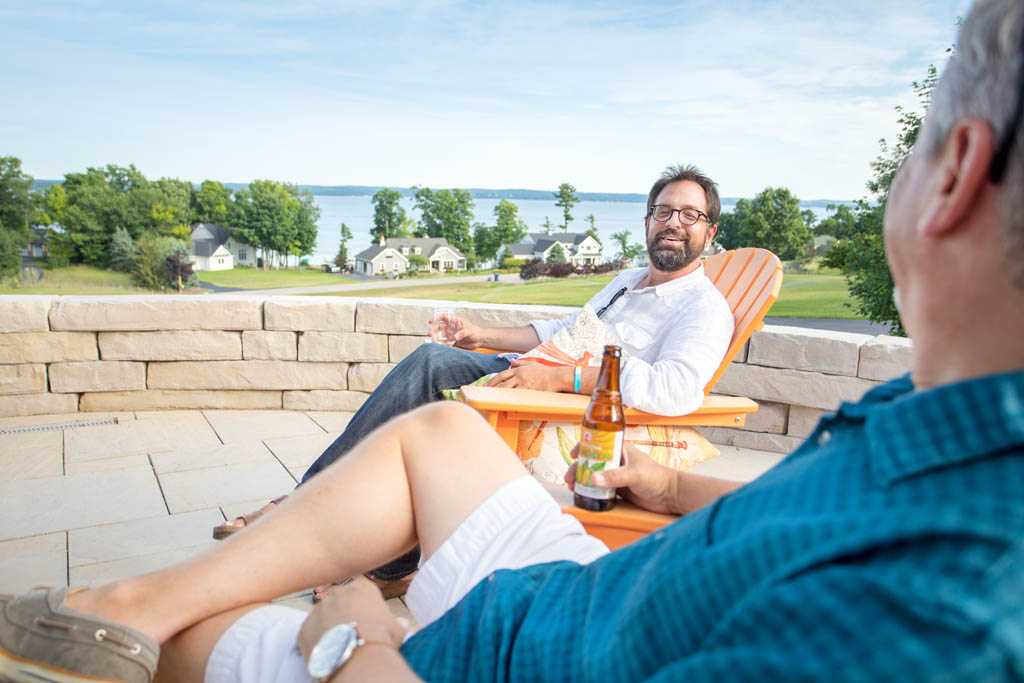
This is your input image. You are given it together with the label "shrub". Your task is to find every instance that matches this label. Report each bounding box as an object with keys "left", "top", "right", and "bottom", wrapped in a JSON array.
[
  {"left": 547, "top": 263, "right": 574, "bottom": 278},
  {"left": 519, "top": 258, "right": 545, "bottom": 280},
  {"left": 132, "top": 234, "right": 184, "bottom": 290},
  {"left": 108, "top": 227, "right": 134, "bottom": 273},
  {"left": 501, "top": 256, "right": 525, "bottom": 269}
]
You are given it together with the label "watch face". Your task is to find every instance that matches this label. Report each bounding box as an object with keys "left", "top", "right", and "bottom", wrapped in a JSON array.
[{"left": 308, "top": 623, "right": 358, "bottom": 679}]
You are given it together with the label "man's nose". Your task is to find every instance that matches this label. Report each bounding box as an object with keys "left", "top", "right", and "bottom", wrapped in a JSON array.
[{"left": 664, "top": 210, "right": 685, "bottom": 229}]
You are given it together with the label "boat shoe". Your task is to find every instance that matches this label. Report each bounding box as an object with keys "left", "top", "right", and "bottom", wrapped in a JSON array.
[{"left": 0, "top": 587, "right": 158, "bottom": 683}]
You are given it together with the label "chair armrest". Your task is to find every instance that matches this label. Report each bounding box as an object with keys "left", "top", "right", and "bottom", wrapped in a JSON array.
[{"left": 459, "top": 385, "right": 758, "bottom": 428}]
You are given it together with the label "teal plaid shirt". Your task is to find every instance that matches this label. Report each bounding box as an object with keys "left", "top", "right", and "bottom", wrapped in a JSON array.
[{"left": 402, "top": 372, "right": 1024, "bottom": 682}]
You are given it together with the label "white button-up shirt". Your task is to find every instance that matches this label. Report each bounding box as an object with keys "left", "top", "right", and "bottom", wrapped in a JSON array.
[{"left": 529, "top": 265, "right": 734, "bottom": 416}]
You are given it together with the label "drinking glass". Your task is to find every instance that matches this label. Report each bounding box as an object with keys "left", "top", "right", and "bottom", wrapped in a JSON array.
[{"left": 430, "top": 307, "right": 457, "bottom": 345}]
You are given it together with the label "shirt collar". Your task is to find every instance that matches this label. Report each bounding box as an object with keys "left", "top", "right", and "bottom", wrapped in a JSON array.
[
  {"left": 866, "top": 371, "right": 1024, "bottom": 486},
  {"left": 629, "top": 264, "right": 707, "bottom": 297}
]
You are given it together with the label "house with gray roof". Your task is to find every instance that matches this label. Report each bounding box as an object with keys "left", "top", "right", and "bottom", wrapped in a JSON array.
[
  {"left": 188, "top": 223, "right": 257, "bottom": 271},
  {"left": 354, "top": 237, "right": 466, "bottom": 275},
  {"left": 499, "top": 231, "right": 602, "bottom": 266}
]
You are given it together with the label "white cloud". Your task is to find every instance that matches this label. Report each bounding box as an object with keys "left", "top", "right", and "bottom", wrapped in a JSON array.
[{"left": 3, "top": 0, "right": 964, "bottom": 198}]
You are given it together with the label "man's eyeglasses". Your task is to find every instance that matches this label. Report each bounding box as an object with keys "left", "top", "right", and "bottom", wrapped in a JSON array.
[
  {"left": 648, "top": 205, "right": 709, "bottom": 226},
  {"left": 989, "top": 24, "right": 1024, "bottom": 183}
]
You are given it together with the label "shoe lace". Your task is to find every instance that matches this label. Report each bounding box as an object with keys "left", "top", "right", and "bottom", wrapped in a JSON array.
[{"left": 29, "top": 593, "right": 145, "bottom": 658}]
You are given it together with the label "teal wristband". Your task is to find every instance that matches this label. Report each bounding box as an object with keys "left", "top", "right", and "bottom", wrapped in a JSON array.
[{"left": 573, "top": 366, "right": 582, "bottom": 393}]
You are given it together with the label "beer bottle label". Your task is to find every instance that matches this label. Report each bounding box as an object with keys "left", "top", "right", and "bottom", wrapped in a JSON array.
[{"left": 574, "top": 427, "right": 624, "bottom": 501}]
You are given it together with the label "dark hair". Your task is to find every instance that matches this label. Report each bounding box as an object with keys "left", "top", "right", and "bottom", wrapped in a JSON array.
[{"left": 646, "top": 164, "right": 722, "bottom": 226}]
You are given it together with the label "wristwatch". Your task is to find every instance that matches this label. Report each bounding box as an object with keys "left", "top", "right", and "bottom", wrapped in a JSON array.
[{"left": 306, "top": 621, "right": 391, "bottom": 682}]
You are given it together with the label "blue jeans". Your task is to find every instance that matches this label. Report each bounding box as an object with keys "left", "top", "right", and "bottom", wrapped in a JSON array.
[{"left": 300, "top": 343, "right": 511, "bottom": 579}]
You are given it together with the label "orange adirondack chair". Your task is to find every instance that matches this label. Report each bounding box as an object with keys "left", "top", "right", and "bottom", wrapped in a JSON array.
[{"left": 460, "top": 247, "right": 784, "bottom": 549}]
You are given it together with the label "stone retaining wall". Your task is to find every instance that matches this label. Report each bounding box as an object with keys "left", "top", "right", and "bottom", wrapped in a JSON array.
[{"left": 0, "top": 295, "right": 912, "bottom": 453}]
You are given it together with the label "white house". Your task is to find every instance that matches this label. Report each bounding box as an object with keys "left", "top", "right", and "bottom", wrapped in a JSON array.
[
  {"left": 189, "top": 224, "right": 257, "bottom": 271},
  {"left": 354, "top": 237, "right": 466, "bottom": 275},
  {"left": 353, "top": 240, "right": 408, "bottom": 276},
  {"left": 499, "top": 231, "right": 602, "bottom": 266}
]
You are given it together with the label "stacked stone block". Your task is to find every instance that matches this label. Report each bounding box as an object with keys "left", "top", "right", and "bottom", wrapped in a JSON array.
[
  {"left": 706, "top": 325, "right": 912, "bottom": 452},
  {"left": 0, "top": 295, "right": 571, "bottom": 417},
  {"left": 0, "top": 297, "right": 913, "bottom": 455}
]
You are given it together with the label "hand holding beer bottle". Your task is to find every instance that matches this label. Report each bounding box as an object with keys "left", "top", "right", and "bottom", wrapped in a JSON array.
[{"left": 574, "top": 345, "right": 625, "bottom": 512}]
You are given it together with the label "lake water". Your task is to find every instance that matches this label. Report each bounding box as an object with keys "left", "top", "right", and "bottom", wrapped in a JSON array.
[{"left": 309, "top": 194, "right": 832, "bottom": 266}]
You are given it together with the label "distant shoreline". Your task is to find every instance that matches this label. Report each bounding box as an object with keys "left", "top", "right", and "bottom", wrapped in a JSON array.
[{"left": 30, "top": 179, "right": 854, "bottom": 207}]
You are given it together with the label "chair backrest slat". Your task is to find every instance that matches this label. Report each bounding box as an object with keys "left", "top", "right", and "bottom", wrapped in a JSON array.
[{"left": 701, "top": 248, "right": 783, "bottom": 393}]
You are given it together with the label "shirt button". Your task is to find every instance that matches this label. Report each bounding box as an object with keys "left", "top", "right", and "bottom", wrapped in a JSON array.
[{"left": 817, "top": 430, "right": 832, "bottom": 447}]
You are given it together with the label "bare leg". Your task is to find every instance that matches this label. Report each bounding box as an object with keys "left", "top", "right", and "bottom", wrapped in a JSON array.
[{"left": 67, "top": 401, "right": 527, "bottom": 643}]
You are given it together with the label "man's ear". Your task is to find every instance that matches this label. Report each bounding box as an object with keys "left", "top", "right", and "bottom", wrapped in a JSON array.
[
  {"left": 917, "top": 118, "right": 995, "bottom": 237},
  {"left": 706, "top": 223, "right": 718, "bottom": 243}
]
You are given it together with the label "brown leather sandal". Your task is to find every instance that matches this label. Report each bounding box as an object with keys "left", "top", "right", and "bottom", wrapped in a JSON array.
[
  {"left": 211, "top": 495, "right": 288, "bottom": 540},
  {"left": 311, "top": 572, "right": 417, "bottom": 604}
]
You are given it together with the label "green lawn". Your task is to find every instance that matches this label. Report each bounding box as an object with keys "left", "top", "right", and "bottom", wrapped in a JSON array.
[
  {"left": 315, "top": 269, "right": 861, "bottom": 318},
  {"left": 0, "top": 265, "right": 145, "bottom": 295},
  {"left": 197, "top": 267, "right": 353, "bottom": 289},
  {"left": 771, "top": 272, "right": 859, "bottom": 318},
  {"left": 3, "top": 263, "right": 863, "bottom": 320},
  {"left": 313, "top": 273, "right": 620, "bottom": 306}
]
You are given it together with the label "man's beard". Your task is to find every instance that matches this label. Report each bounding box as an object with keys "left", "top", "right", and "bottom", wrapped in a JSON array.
[{"left": 647, "top": 228, "right": 702, "bottom": 272}]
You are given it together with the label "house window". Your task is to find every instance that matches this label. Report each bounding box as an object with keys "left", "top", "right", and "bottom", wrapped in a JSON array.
[
  {"left": 415, "top": 247, "right": 422, "bottom": 254},
  {"left": 217, "top": 258, "right": 224, "bottom": 264},
  {"left": 402, "top": 247, "right": 409, "bottom": 255},
  {"left": 379, "top": 263, "right": 385, "bottom": 272},
  {"left": 238, "top": 249, "right": 246, "bottom": 261},
  {"left": 444, "top": 261, "right": 453, "bottom": 270},
  {"left": 394, "top": 262, "right": 399, "bottom": 271}
]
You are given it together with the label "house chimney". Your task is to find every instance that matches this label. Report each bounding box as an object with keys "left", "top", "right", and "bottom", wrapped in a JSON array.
[{"left": 379, "top": 235, "right": 386, "bottom": 247}]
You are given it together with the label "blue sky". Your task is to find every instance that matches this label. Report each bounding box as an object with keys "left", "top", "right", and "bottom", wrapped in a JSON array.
[{"left": 2, "top": 0, "right": 968, "bottom": 199}]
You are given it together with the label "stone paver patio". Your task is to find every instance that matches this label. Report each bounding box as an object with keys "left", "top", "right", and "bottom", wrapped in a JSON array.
[{"left": 0, "top": 409, "right": 783, "bottom": 626}]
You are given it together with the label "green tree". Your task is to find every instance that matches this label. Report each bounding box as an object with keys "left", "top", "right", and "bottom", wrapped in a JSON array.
[
  {"left": 0, "top": 157, "right": 38, "bottom": 278},
  {"left": 407, "top": 253, "right": 428, "bottom": 271},
  {"left": 151, "top": 177, "right": 193, "bottom": 240},
  {"left": 716, "top": 187, "right": 813, "bottom": 260},
  {"left": 36, "top": 183, "right": 66, "bottom": 227},
  {"left": 52, "top": 165, "right": 195, "bottom": 265},
  {"left": 413, "top": 187, "right": 475, "bottom": 255},
  {"left": 474, "top": 199, "right": 528, "bottom": 263},
  {"left": 336, "top": 222, "right": 353, "bottom": 266},
  {"left": 249, "top": 180, "right": 294, "bottom": 269},
  {"left": 547, "top": 242, "right": 567, "bottom": 264},
  {"left": 371, "top": 188, "right": 407, "bottom": 242},
  {"left": 288, "top": 186, "right": 320, "bottom": 267},
  {"left": 610, "top": 230, "right": 644, "bottom": 265},
  {"left": 715, "top": 210, "right": 741, "bottom": 250},
  {"left": 827, "top": 62, "right": 942, "bottom": 336},
  {"left": 225, "top": 181, "right": 318, "bottom": 269},
  {"left": 553, "top": 183, "right": 579, "bottom": 230},
  {"left": 108, "top": 226, "right": 134, "bottom": 272},
  {"left": 541, "top": 216, "right": 555, "bottom": 234},
  {"left": 190, "top": 180, "right": 233, "bottom": 225},
  {"left": 584, "top": 214, "right": 601, "bottom": 244}
]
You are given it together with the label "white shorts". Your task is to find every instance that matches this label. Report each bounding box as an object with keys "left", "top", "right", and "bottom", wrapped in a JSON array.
[{"left": 205, "top": 475, "right": 609, "bottom": 683}]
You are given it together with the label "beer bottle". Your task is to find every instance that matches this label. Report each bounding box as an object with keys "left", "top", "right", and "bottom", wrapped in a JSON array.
[{"left": 574, "top": 345, "right": 625, "bottom": 512}]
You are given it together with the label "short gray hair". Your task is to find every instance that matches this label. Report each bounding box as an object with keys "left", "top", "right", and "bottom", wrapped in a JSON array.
[
  {"left": 926, "top": 0, "right": 1024, "bottom": 284},
  {"left": 646, "top": 165, "right": 722, "bottom": 226}
]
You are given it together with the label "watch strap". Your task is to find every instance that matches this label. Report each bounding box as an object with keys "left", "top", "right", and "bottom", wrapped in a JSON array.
[{"left": 312, "top": 626, "right": 396, "bottom": 682}]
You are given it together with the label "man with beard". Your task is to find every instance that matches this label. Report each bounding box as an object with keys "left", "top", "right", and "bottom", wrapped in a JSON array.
[{"left": 213, "top": 164, "right": 735, "bottom": 599}]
